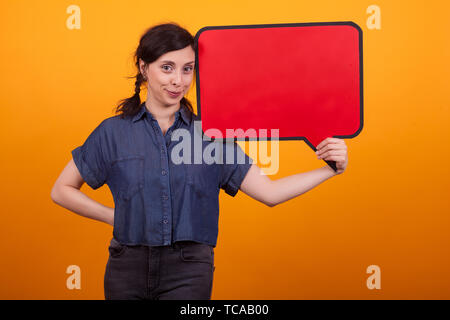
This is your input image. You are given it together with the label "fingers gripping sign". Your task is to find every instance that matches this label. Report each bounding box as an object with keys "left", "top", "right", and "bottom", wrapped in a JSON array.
[{"left": 315, "top": 137, "right": 348, "bottom": 174}]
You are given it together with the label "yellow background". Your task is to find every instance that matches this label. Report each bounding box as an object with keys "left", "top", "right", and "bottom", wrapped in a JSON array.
[{"left": 1, "top": 0, "right": 449, "bottom": 299}]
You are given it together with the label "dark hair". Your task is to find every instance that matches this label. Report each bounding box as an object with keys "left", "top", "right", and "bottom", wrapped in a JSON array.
[{"left": 115, "top": 22, "right": 196, "bottom": 119}]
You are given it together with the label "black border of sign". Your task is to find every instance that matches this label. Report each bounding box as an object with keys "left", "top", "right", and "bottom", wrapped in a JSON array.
[{"left": 193, "top": 21, "right": 364, "bottom": 151}]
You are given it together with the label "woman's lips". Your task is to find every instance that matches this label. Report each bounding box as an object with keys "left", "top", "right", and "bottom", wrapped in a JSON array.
[{"left": 166, "top": 90, "right": 182, "bottom": 98}]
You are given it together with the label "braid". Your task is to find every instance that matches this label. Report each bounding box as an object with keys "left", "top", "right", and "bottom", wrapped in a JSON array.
[{"left": 134, "top": 73, "right": 144, "bottom": 95}]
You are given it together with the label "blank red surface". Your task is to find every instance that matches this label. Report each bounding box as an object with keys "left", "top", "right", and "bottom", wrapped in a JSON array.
[{"left": 196, "top": 23, "right": 362, "bottom": 147}]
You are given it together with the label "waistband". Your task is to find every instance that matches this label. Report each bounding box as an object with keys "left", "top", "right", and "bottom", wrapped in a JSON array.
[{"left": 112, "top": 237, "right": 211, "bottom": 250}]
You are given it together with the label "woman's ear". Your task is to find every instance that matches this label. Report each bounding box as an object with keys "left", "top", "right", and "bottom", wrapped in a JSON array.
[{"left": 139, "top": 59, "right": 147, "bottom": 78}]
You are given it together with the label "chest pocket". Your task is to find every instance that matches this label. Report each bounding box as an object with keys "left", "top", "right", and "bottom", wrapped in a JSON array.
[{"left": 110, "top": 156, "right": 144, "bottom": 200}]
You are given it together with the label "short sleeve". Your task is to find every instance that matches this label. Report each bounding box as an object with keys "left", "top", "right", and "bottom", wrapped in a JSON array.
[
  {"left": 71, "top": 121, "right": 110, "bottom": 190},
  {"left": 219, "top": 141, "right": 254, "bottom": 197}
]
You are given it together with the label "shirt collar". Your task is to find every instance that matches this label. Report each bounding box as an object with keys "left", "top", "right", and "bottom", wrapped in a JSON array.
[{"left": 132, "top": 102, "right": 192, "bottom": 125}]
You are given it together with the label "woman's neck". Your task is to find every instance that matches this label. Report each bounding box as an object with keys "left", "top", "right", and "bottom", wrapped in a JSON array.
[{"left": 144, "top": 97, "right": 181, "bottom": 123}]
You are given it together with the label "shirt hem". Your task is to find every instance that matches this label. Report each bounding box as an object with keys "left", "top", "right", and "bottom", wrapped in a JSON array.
[{"left": 113, "top": 237, "right": 216, "bottom": 248}]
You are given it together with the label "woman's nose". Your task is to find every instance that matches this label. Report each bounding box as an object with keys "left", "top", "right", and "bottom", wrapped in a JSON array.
[{"left": 171, "top": 71, "right": 182, "bottom": 85}]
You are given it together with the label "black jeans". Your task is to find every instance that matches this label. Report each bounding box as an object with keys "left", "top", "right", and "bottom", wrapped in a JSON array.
[{"left": 104, "top": 237, "right": 215, "bottom": 300}]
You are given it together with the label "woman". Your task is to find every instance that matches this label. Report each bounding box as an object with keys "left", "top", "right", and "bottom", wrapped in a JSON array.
[{"left": 51, "top": 22, "right": 348, "bottom": 300}]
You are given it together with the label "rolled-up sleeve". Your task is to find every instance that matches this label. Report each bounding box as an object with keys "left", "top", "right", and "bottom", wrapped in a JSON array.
[
  {"left": 71, "top": 121, "right": 110, "bottom": 190},
  {"left": 220, "top": 141, "right": 254, "bottom": 197}
]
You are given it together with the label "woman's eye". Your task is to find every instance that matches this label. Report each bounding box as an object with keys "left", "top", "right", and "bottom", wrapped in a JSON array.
[{"left": 162, "top": 65, "right": 193, "bottom": 72}]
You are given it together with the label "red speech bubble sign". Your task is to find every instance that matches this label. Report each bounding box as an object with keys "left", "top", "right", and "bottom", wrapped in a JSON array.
[{"left": 194, "top": 22, "right": 363, "bottom": 171}]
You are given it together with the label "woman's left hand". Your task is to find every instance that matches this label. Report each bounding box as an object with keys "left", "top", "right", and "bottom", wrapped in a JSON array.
[{"left": 315, "top": 137, "right": 348, "bottom": 175}]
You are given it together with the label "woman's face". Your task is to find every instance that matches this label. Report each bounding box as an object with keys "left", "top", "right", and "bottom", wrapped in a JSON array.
[{"left": 140, "top": 46, "right": 195, "bottom": 109}]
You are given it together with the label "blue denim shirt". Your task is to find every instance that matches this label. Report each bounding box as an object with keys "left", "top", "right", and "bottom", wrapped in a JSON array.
[{"left": 71, "top": 103, "right": 253, "bottom": 247}]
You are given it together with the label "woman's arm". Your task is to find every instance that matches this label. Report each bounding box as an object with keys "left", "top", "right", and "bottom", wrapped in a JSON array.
[
  {"left": 240, "top": 137, "right": 348, "bottom": 207},
  {"left": 50, "top": 159, "right": 114, "bottom": 226}
]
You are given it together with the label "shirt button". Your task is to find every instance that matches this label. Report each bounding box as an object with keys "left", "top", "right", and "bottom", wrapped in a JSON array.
[
  {"left": 162, "top": 169, "right": 167, "bottom": 175},
  {"left": 163, "top": 219, "right": 168, "bottom": 224},
  {"left": 162, "top": 194, "right": 168, "bottom": 200}
]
